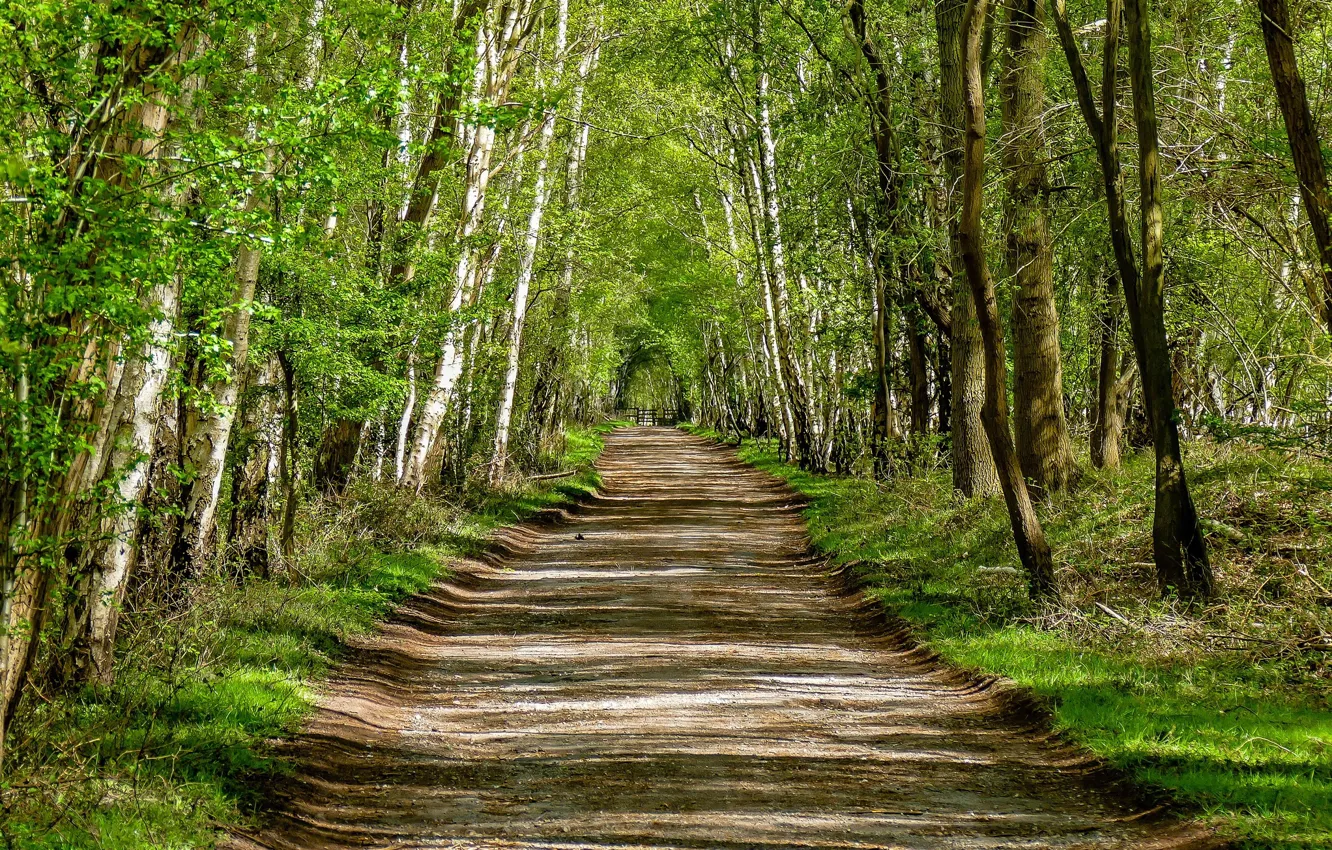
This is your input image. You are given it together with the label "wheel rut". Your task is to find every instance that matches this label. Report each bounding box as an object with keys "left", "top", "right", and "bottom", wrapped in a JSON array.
[{"left": 230, "top": 427, "right": 1218, "bottom": 850}]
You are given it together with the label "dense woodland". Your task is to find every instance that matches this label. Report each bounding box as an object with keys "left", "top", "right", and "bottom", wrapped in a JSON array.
[{"left": 2, "top": 0, "right": 1331, "bottom": 843}]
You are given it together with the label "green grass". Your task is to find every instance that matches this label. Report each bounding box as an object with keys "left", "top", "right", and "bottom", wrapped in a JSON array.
[
  {"left": 684, "top": 425, "right": 1332, "bottom": 850},
  {"left": 2, "top": 423, "right": 620, "bottom": 850}
]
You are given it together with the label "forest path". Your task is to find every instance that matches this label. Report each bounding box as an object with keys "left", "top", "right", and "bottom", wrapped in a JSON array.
[{"left": 231, "top": 427, "right": 1215, "bottom": 850}]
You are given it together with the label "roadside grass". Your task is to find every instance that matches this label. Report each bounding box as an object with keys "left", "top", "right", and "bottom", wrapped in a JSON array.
[
  {"left": 684, "top": 425, "right": 1332, "bottom": 850},
  {"left": 1, "top": 422, "right": 620, "bottom": 850}
]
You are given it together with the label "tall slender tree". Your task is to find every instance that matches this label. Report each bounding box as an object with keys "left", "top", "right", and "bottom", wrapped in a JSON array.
[{"left": 960, "top": 0, "right": 1058, "bottom": 598}]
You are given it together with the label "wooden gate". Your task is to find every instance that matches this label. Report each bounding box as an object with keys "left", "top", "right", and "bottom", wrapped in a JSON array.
[{"left": 616, "top": 408, "right": 681, "bottom": 427}]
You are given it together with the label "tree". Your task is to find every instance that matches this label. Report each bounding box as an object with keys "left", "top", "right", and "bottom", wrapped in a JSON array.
[
  {"left": 937, "top": 0, "right": 1000, "bottom": 497},
  {"left": 1257, "top": 0, "right": 1332, "bottom": 333},
  {"left": 1050, "top": 0, "right": 1213, "bottom": 597},
  {"left": 1000, "top": 0, "right": 1078, "bottom": 492},
  {"left": 960, "top": 0, "right": 1058, "bottom": 598},
  {"left": 1123, "top": 0, "right": 1214, "bottom": 597}
]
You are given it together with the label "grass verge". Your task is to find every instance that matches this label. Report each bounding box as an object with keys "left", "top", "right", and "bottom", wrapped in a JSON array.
[
  {"left": 683, "top": 425, "right": 1332, "bottom": 850},
  {"left": 2, "top": 422, "right": 620, "bottom": 850}
]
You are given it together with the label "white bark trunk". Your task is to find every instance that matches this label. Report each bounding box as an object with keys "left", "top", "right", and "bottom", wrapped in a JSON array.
[
  {"left": 84, "top": 279, "right": 179, "bottom": 681},
  {"left": 755, "top": 71, "right": 806, "bottom": 396},
  {"left": 401, "top": 0, "right": 534, "bottom": 490},
  {"left": 179, "top": 233, "right": 262, "bottom": 570},
  {"left": 738, "top": 155, "right": 795, "bottom": 446},
  {"left": 394, "top": 340, "right": 417, "bottom": 483},
  {"left": 401, "top": 126, "right": 496, "bottom": 490},
  {"left": 559, "top": 42, "right": 599, "bottom": 294},
  {"left": 490, "top": 0, "right": 569, "bottom": 483}
]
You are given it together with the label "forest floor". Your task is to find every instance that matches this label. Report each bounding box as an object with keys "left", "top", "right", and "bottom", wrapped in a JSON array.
[
  {"left": 225, "top": 427, "right": 1216, "bottom": 850},
  {"left": 684, "top": 426, "right": 1332, "bottom": 850}
]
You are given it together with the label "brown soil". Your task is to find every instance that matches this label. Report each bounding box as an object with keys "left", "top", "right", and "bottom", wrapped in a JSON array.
[{"left": 229, "top": 427, "right": 1220, "bottom": 850}]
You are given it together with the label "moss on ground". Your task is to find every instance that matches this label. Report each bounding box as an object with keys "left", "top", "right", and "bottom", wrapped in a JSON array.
[{"left": 684, "top": 425, "right": 1332, "bottom": 850}]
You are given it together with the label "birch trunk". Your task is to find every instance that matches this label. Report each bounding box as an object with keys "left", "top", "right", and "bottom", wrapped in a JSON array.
[
  {"left": 526, "top": 37, "right": 598, "bottom": 442},
  {"left": 394, "top": 340, "right": 418, "bottom": 482},
  {"left": 174, "top": 193, "right": 266, "bottom": 575},
  {"left": 402, "top": 0, "right": 534, "bottom": 490},
  {"left": 490, "top": 2, "right": 567, "bottom": 482},
  {"left": 78, "top": 279, "right": 179, "bottom": 683},
  {"left": 737, "top": 152, "right": 796, "bottom": 453},
  {"left": 2, "top": 15, "right": 196, "bottom": 748},
  {"left": 402, "top": 127, "right": 495, "bottom": 491},
  {"left": 754, "top": 71, "right": 811, "bottom": 461}
]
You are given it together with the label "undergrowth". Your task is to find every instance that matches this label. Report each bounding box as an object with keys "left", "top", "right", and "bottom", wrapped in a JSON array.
[
  {"left": 0, "top": 422, "right": 617, "bottom": 850},
  {"left": 685, "top": 425, "right": 1332, "bottom": 850}
]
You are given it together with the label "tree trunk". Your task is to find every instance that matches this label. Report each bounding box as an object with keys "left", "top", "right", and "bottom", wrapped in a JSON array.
[
  {"left": 960, "top": 0, "right": 1057, "bottom": 599},
  {"left": 1257, "top": 0, "right": 1332, "bottom": 331},
  {"left": 869, "top": 266, "right": 902, "bottom": 476},
  {"left": 1, "top": 21, "right": 195, "bottom": 751},
  {"left": 180, "top": 249, "right": 261, "bottom": 569},
  {"left": 402, "top": 0, "right": 533, "bottom": 490},
  {"left": 754, "top": 71, "right": 812, "bottom": 463},
  {"left": 1001, "top": 0, "right": 1078, "bottom": 492},
  {"left": 394, "top": 341, "right": 417, "bottom": 483},
  {"left": 736, "top": 148, "right": 797, "bottom": 455},
  {"left": 523, "top": 37, "right": 598, "bottom": 444},
  {"left": 849, "top": 0, "right": 909, "bottom": 474},
  {"left": 908, "top": 319, "right": 931, "bottom": 439},
  {"left": 403, "top": 128, "right": 497, "bottom": 490},
  {"left": 938, "top": 0, "right": 1000, "bottom": 497},
  {"left": 277, "top": 349, "right": 300, "bottom": 563},
  {"left": 227, "top": 357, "right": 279, "bottom": 579},
  {"left": 313, "top": 419, "right": 360, "bottom": 497},
  {"left": 173, "top": 191, "right": 265, "bottom": 578},
  {"left": 1123, "top": 0, "right": 1213, "bottom": 597},
  {"left": 933, "top": 318, "right": 953, "bottom": 436},
  {"left": 1091, "top": 273, "right": 1128, "bottom": 468},
  {"left": 1051, "top": 0, "right": 1208, "bottom": 593},
  {"left": 491, "top": 0, "right": 570, "bottom": 485},
  {"left": 386, "top": 0, "right": 489, "bottom": 291}
]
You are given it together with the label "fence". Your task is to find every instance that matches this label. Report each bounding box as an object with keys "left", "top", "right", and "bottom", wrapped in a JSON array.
[{"left": 614, "top": 408, "right": 682, "bottom": 427}]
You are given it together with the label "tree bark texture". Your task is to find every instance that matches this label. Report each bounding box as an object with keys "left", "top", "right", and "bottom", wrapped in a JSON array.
[
  {"left": 1124, "top": 0, "right": 1213, "bottom": 597},
  {"left": 174, "top": 180, "right": 267, "bottom": 577},
  {"left": 754, "top": 71, "right": 812, "bottom": 463},
  {"left": 1000, "top": 0, "right": 1078, "bottom": 492},
  {"left": 937, "top": 0, "right": 1000, "bottom": 497},
  {"left": 490, "top": 0, "right": 569, "bottom": 484},
  {"left": 960, "top": 0, "right": 1058, "bottom": 599},
  {"left": 402, "top": 0, "right": 534, "bottom": 490},
  {"left": 227, "top": 357, "right": 279, "bottom": 579},
  {"left": 1257, "top": 0, "right": 1332, "bottom": 332}
]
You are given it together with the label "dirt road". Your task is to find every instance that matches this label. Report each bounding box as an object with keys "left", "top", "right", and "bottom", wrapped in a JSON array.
[{"left": 232, "top": 427, "right": 1215, "bottom": 849}]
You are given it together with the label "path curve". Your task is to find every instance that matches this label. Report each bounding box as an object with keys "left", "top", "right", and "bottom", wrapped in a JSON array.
[{"left": 233, "top": 427, "right": 1217, "bottom": 850}]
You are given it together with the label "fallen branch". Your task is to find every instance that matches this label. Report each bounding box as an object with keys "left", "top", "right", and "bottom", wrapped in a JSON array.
[
  {"left": 527, "top": 469, "right": 577, "bottom": 481},
  {"left": 1094, "top": 601, "right": 1135, "bottom": 627}
]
